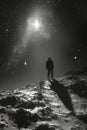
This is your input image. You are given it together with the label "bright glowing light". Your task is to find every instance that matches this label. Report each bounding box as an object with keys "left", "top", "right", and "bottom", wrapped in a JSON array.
[
  {"left": 24, "top": 61, "right": 27, "bottom": 66},
  {"left": 22, "top": 14, "right": 50, "bottom": 46},
  {"left": 27, "top": 18, "right": 41, "bottom": 31},
  {"left": 74, "top": 56, "right": 77, "bottom": 60},
  {"left": 33, "top": 19, "right": 41, "bottom": 30}
]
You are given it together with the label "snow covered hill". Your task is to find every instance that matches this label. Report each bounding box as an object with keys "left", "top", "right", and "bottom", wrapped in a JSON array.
[{"left": 0, "top": 73, "right": 87, "bottom": 130}]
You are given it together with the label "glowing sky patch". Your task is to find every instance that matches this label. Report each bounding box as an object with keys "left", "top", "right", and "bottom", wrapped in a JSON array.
[
  {"left": 33, "top": 19, "right": 41, "bottom": 30},
  {"left": 22, "top": 11, "right": 51, "bottom": 47},
  {"left": 27, "top": 17, "right": 42, "bottom": 31},
  {"left": 8, "top": 8, "right": 53, "bottom": 69},
  {"left": 7, "top": 7, "right": 55, "bottom": 70}
]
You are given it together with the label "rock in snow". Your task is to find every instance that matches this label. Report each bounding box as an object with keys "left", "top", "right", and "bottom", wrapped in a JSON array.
[{"left": 0, "top": 74, "right": 87, "bottom": 130}]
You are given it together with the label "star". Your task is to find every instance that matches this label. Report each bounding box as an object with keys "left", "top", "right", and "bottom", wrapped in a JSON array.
[
  {"left": 27, "top": 17, "right": 42, "bottom": 32},
  {"left": 77, "top": 49, "right": 81, "bottom": 52},
  {"left": 33, "top": 19, "right": 41, "bottom": 30},
  {"left": 24, "top": 61, "right": 27, "bottom": 67},
  {"left": 6, "top": 28, "right": 9, "bottom": 32},
  {"left": 74, "top": 56, "right": 77, "bottom": 60}
]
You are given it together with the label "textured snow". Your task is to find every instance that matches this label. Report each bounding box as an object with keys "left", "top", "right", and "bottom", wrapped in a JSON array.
[{"left": 0, "top": 74, "right": 87, "bottom": 130}]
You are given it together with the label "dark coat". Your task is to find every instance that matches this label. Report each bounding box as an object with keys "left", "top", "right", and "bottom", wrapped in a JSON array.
[{"left": 46, "top": 59, "right": 54, "bottom": 70}]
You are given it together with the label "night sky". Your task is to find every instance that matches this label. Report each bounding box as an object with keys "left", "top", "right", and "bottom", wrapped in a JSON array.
[{"left": 0, "top": 0, "right": 87, "bottom": 91}]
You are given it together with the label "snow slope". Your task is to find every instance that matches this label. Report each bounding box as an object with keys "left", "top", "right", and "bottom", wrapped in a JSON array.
[{"left": 0, "top": 74, "right": 87, "bottom": 130}]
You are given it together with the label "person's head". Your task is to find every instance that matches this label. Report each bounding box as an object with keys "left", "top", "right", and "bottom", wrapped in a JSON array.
[{"left": 48, "top": 57, "right": 51, "bottom": 60}]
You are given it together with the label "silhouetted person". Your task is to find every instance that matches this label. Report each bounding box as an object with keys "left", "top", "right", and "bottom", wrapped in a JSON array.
[{"left": 46, "top": 57, "right": 54, "bottom": 80}]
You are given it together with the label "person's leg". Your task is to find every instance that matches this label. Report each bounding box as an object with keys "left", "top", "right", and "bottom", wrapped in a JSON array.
[
  {"left": 48, "top": 70, "right": 50, "bottom": 80},
  {"left": 51, "top": 69, "right": 53, "bottom": 80}
]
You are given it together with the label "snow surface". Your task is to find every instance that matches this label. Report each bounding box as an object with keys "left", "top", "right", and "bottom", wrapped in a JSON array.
[{"left": 0, "top": 74, "right": 87, "bottom": 130}]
